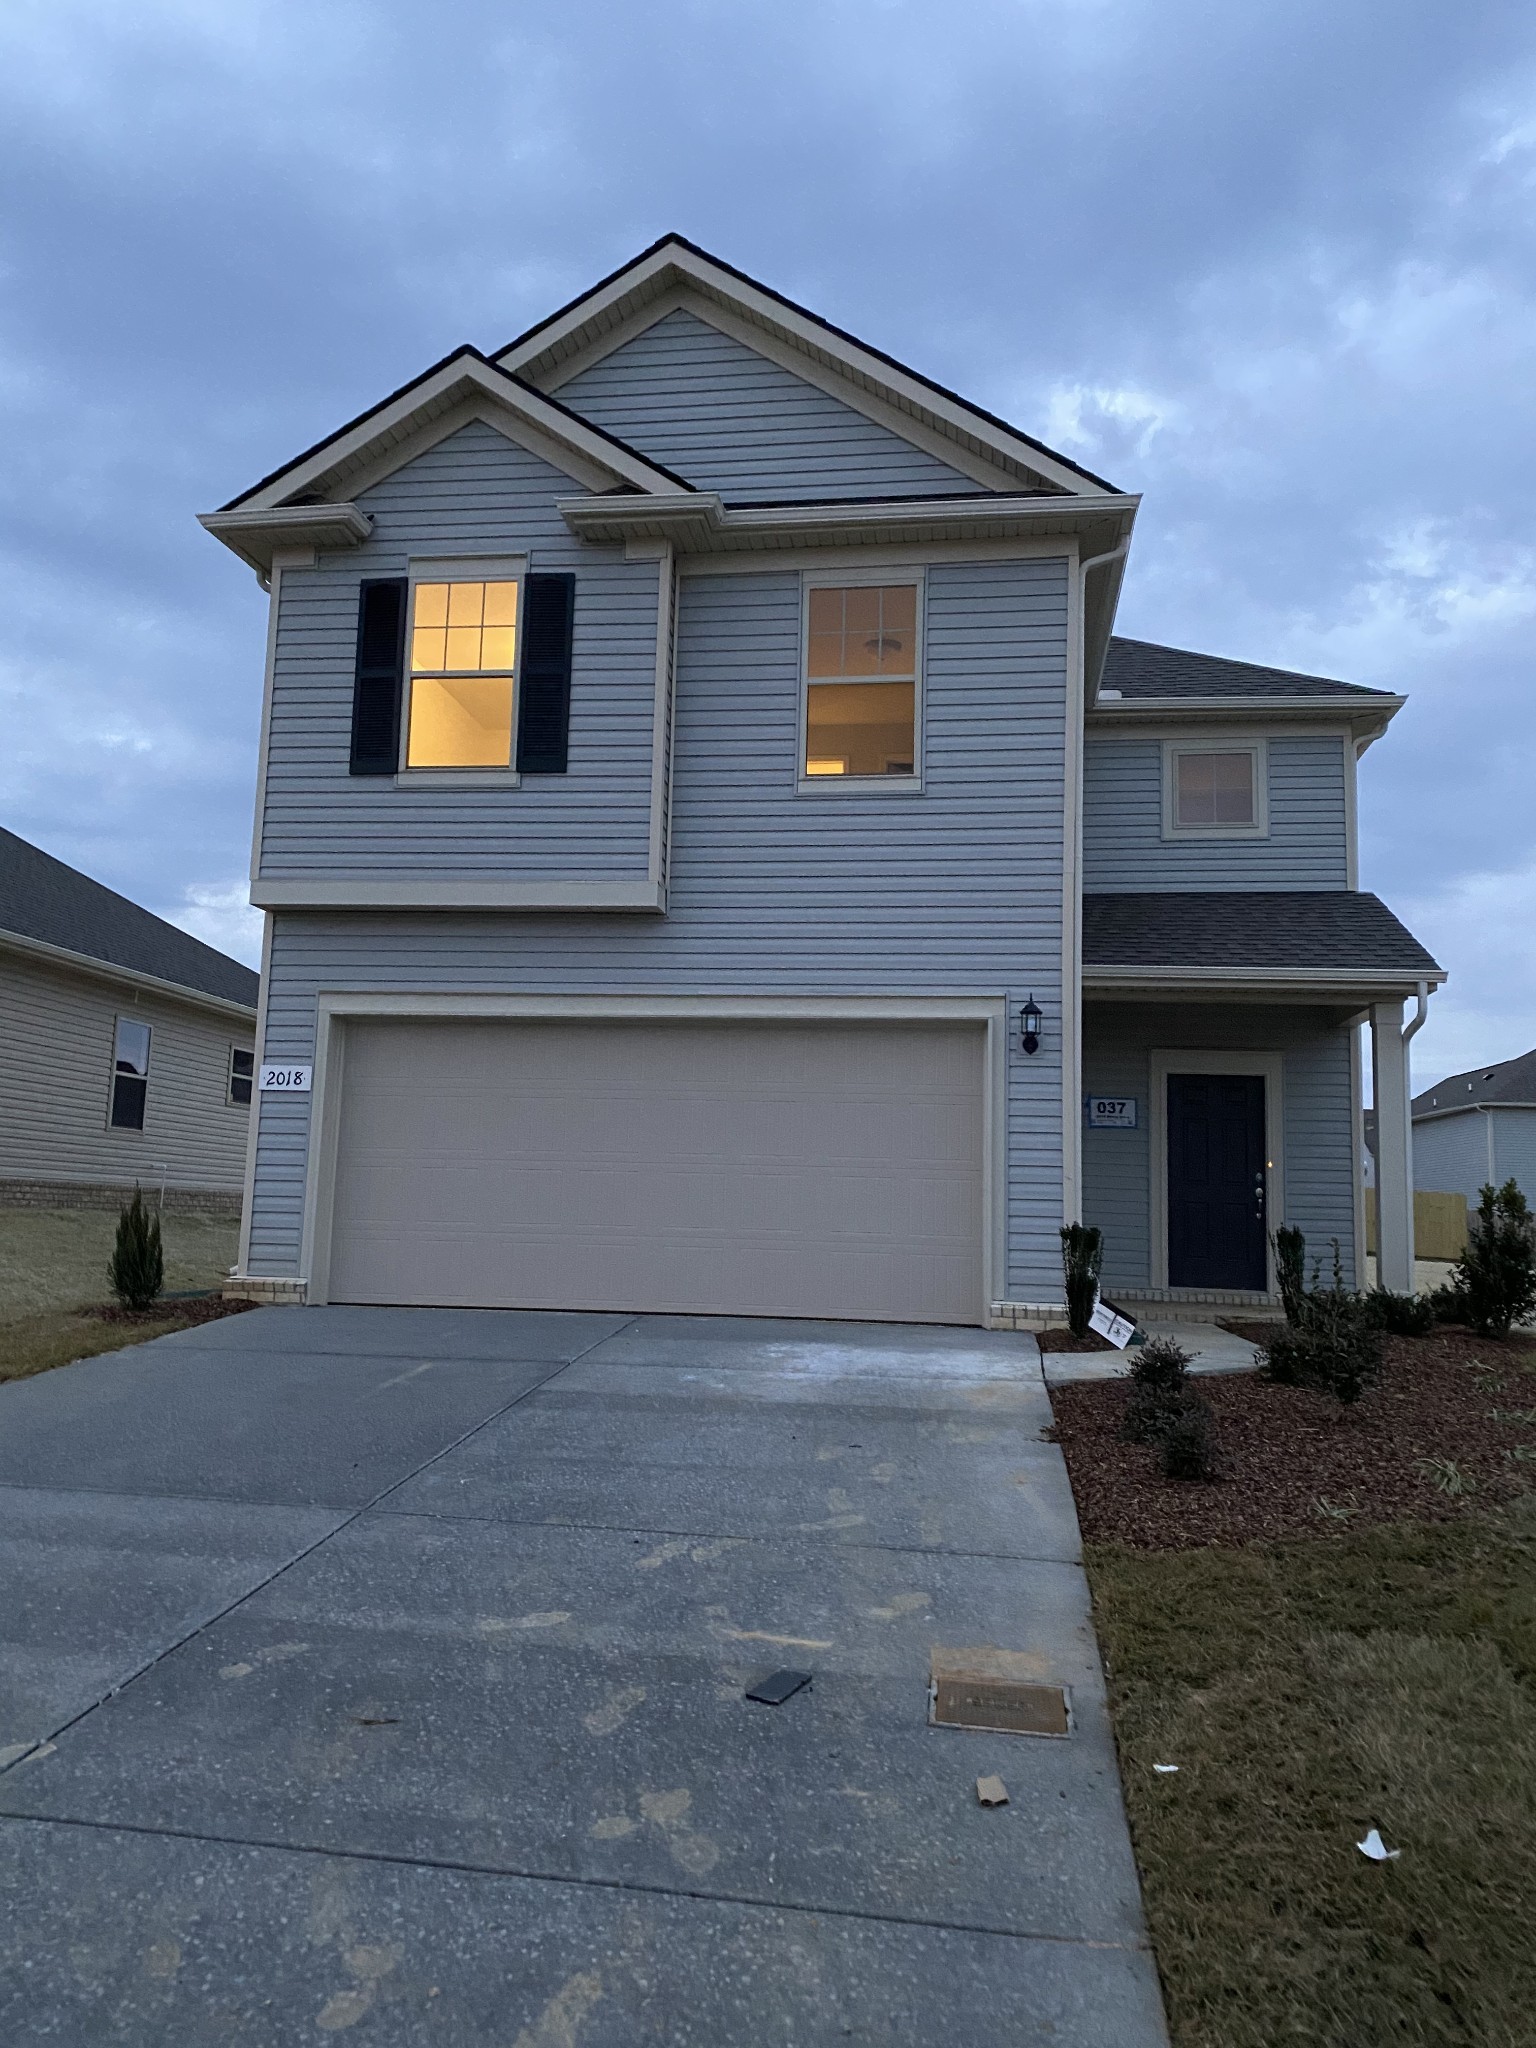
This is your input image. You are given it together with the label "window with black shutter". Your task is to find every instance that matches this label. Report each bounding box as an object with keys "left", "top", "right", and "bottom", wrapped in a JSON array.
[
  {"left": 350, "top": 578, "right": 407, "bottom": 774},
  {"left": 516, "top": 572, "right": 575, "bottom": 774}
]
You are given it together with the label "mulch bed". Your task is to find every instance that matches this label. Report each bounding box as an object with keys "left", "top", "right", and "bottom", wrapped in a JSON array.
[
  {"left": 1049, "top": 1327, "right": 1536, "bottom": 1548},
  {"left": 1036, "top": 1326, "right": 1115, "bottom": 1353},
  {"left": 81, "top": 1296, "right": 260, "bottom": 1327}
]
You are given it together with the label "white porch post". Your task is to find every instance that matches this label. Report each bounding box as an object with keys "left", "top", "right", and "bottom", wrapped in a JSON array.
[{"left": 1371, "top": 1001, "right": 1415, "bottom": 1291}]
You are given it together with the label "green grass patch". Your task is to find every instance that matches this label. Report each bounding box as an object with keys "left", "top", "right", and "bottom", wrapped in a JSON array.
[
  {"left": 1087, "top": 1501, "right": 1536, "bottom": 2046},
  {"left": 0, "top": 1207, "right": 237, "bottom": 1321},
  {"left": 0, "top": 1308, "right": 210, "bottom": 1386}
]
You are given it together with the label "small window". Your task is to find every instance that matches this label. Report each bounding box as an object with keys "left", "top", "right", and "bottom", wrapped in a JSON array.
[
  {"left": 404, "top": 578, "right": 519, "bottom": 769},
  {"left": 110, "top": 1017, "right": 151, "bottom": 1130},
  {"left": 1166, "top": 744, "right": 1265, "bottom": 835},
  {"left": 229, "top": 1047, "right": 254, "bottom": 1106},
  {"left": 803, "top": 582, "right": 919, "bottom": 781}
]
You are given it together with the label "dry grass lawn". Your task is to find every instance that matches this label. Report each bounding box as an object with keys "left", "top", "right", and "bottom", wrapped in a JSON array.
[{"left": 1087, "top": 1501, "right": 1536, "bottom": 2046}]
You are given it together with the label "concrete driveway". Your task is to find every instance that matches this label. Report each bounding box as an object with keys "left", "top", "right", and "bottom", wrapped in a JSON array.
[{"left": 0, "top": 1308, "right": 1167, "bottom": 2045}]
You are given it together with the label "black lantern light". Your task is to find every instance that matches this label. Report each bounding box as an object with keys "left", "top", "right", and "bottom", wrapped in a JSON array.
[{"left": 1020, "top": 994, "right": 1043, "bottom": 1056}]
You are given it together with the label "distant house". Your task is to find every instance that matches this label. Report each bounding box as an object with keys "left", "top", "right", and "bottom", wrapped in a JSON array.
[
  {"left": 1412, "top": 1049, "right": 1536, "bottom": 1206},
  {"left": 0, "top": 828, "right": 259, "bottom": 1213}
]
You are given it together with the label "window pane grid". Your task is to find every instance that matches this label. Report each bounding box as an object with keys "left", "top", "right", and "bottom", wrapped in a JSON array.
[
  {"left": 406, "top": 578, "right": 519, "bottom": 769},
  {"left": 1175, "top": 749, "right": 1256, "bottom": 828},
  {"left": 804, "top": 583, "right": 919, "bottom": 778}
]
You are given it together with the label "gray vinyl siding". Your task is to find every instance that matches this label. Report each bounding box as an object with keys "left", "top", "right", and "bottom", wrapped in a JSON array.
[
  {"left": 0, "top": 951, "right": 253, "bottom": 1193},
  {"left": 246, "top": 557, "right": 1072, "bottom": 1299},
  {"left": 258, "top": 421, "right": 659, "bottom": 885},
  {"left": 1413, "top": 1107, "right": 1536, "bottom": 1205},
  {"left": 553, "top": 309, "right": 982, "bottom": 503},
  {"left": 1082, "top": 1002, "right": 1359, "bottom": 1291},
  {"left": 1082, "top": 734, "right": 1350, "bottom": 890}
]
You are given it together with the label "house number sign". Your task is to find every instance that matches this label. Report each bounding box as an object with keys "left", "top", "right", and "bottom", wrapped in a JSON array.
[
  {"left": 259, "top": 1063, "right": 313, "bottom": 1093},
  {"left": 1086, "top": 1096, "right": 1138, "bottom": 1128}
]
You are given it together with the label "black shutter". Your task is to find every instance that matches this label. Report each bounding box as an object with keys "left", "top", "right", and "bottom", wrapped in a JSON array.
[
  {"left": 349, "top": 578, "right": 407, "bottom": 774},
  {"left": 516, "top": 572, "right": 575, "bottom": 774}
]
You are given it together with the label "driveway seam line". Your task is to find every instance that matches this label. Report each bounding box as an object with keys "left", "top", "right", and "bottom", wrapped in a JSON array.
[
  {"left": 0, "top": 1808, "right": 1149, "bottom": 1953},
  {"left": 0, "top": 1320, "right": 638, "bottom": 1778}
]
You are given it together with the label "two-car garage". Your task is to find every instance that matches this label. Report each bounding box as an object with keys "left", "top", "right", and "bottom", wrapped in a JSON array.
[{"left": 320, "top": 1015, "right": 989, "bottom": 1324}]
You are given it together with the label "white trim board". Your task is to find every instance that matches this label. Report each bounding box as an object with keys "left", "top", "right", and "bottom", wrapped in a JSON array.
[
  {"left": 1148, "top": 1048, "right": 1285, "bottom": 1293},
  {"left": 248, "top": 879, "right": 665, "bottom": 911},
  {"left": 298, "top": 993, "right": 1009, "bottom": 1315}
]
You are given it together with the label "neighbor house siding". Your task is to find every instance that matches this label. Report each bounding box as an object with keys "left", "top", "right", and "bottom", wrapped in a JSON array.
[
  {"left": 245, "top": 556, "right": 1073, "bottom": 1300},
  {"left": 1413, "top": 1108, "right": 1536, "bottom": 1206},
  {"left": 1082, "top": 733, "right": 1350, "bottom": 890},
  {"left": 258, "top": 421, "right": 660, "bottom": 886},
  {"left": 552, "top": 308, "right": 982, "bottom": 503},
  {"left": 0, "top": 950, "right": 253, "bottom": 1193},
  {"left": 1081, "top": 1002, "right": 1359, "bottom": 1291}
]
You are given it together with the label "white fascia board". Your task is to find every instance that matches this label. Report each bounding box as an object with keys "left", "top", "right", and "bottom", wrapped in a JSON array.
[
  {"left": 1412, "top": 1100, "right": 1536, "bottom": 1125},
  {"left": 1084, "top": 963, "right": 1446, "bottom": 996},
  {"left": 498, "top": 242, "right": 1115, "bottom": 498},
  {"left": 1090, "top": 695, "right": 1404, "bottom": 731},
  {"left": 198, "top": 504, "right": 371, "bottom": 579},
  {"left": 250, "top": 878, "right": 666, "bottom": 911},
  {"left": 559, "top": 491, "right": 1137, "bottom": 555},
  {"left": 0, "top": 926, "right": 258, "bottom": 1022}
]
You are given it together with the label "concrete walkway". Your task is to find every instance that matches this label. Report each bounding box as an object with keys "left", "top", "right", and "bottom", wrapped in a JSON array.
[
  {"left": 0, "top": 1308, "right": 1167, "bottom": 2045},
  {"left": 1042, "top": 1317, "right": 1262, "bottom": 1386}
]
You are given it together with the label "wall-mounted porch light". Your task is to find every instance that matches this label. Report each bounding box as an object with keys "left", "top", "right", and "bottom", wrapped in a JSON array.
[{"left": 1020, "top": 994, "right": 1043, "bottom": 1056}]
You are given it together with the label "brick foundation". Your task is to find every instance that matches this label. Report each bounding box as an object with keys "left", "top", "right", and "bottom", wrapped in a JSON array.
[{"left": 0, "top": 1178, "right": 243, "bottom": 1221}]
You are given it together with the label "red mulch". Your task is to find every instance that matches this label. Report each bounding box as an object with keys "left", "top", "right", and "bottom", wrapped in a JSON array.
[
  {"left": 82, "top": 1296, "right": 260, "bottom": 1327},
  {"left": 1036, "top": 1326, "right": 1115, "bottom": 1353},
  {"left": 1049, "top": 1328, "right": 1536, "bottom": 1548}
]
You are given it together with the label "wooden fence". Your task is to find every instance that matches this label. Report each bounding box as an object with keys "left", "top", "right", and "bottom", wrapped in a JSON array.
[{"left": 1366, "top": 1189, "right": 1469, "bottom": 1262}]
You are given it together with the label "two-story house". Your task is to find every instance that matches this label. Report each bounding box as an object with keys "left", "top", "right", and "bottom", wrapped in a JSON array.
[{"left": 204, "top": 236, "right": 1442, "bottom": 1325}]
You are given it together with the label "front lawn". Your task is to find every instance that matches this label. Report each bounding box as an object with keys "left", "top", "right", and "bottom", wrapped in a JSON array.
[{"left": 1053, "top": 1331, "right": 1536, "bottom": 2046}]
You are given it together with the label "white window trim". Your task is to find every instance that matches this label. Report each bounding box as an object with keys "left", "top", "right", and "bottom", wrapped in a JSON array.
[
  {"left": 228, "top": 1044, "right": 255, "bottom": 1107},
  {"left": 398, "top": 554, "right": 528, "bottom": 783},
  {"left": 797, "top": 566, "right": 925, "bottom": 795},
  {"left": 1161, "top": 737, "right": 1268, "bottom": 839},
  {"left": 1148, "top": 1048, "right": 1285, "bottom": 1294},
  {"left": 107, "top": 1014, "right": 152, "bottom": 1134}
]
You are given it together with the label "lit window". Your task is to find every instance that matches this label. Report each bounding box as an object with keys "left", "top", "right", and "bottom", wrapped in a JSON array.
[
  {"left": 1174, "top": 749, "right": 1257, "bottom": 829},
  {"left": 110, "top": 1018, "right": 151, "bottom": 1130},
  {"left": 804, "top": 583, "right": 918, "bottom": 779},
  {"left": 229, "top": 1047, "right": 254, "bottom": 1105},
  {"left": 405, "top": 579, "right": 519, "bottom": 768}
]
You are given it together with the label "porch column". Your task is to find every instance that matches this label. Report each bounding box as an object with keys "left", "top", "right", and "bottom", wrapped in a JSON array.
[{"left": 1371, "top": 1001, "right": 1415, "bottom": 1292}]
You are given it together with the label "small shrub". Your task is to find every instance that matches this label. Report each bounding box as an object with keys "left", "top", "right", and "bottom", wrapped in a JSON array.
[
  {"left": 1427, "top": 1278, "right": 1472, "bottom": 1325},
  {"left": 1363, "top": 1286, "right": 1435, "bottom": 1338},
  {"left": 1161, "top": 1398, "right": 1220, "bottom": 1481},
  {"left": 1449, "top": 1179, "right": 1536, "bottom": 1340},
  {"left": 1060, "top": 1223, "right": 1104, "bottom": 1339},
  {"left": 1273, "top": 1224, "right": 1308, "bottom": 1326},
  {"left": 1256, "top": 1241, "right": 1381, "bottom": 1404},
  {"left": 107, "top": 1185, "right": 164, "bottom": 1311},
  {"left": 1120, "top": 1336, "right": 1193, "bottom": 1443}
]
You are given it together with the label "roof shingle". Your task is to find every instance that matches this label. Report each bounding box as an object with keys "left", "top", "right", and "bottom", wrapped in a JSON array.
[
  {"left": 1083, "top": 891, "right": 1442, "bottom": 977},
  {"left": 1101, "top": 637, "right": 1392, "bottom": 701},
  {"left": 1415, "top": 1047, "right": 1536, "bottom": 1116}
]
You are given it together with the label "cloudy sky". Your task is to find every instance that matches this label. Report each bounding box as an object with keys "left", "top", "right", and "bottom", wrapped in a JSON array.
[{"left": 1, "top": 0, "right": 1532, "bottom": 1089}]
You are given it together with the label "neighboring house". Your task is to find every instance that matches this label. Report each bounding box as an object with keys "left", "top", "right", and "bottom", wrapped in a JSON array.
[
  {"left": 0, "top": 827, "right": 259, "bottom": 1212},
  {"left": 1410, "top": 1049, "right": 1536, "bottom": 1206},
  {"left": 203, "top": 234, "right": 1441, "bottom": 1322}
]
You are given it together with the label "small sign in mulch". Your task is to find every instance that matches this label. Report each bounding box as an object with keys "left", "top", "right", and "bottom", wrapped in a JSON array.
[
  {"left": 1049, "top": 1327, "right": 1536, "bottom": 1548},
  {"left": 81, "top": 1296, "right": 261, "bottom": 1328}
]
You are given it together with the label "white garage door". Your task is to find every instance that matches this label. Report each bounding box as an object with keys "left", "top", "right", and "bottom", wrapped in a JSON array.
[{"left": 324, "top": 1017, "right": 985, "bottom": 1323}]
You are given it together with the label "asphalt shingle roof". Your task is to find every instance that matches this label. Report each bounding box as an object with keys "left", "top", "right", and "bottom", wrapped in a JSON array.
[
  {"left": 1414, "top": 1048, "right": 1536, "bottom": 1116},
  {"left": 0, "top": 828, "right": 259, "bottom": 1009},
  {"left": 1083, "top": 891, "right": 1443, "bottom": 976},
  {"left": 1101, "top": 637, "right": 1392, "bottom": 701}
]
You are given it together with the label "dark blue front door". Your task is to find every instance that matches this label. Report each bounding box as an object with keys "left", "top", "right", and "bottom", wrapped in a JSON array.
[{"left": 1166, "top": 1073, "right": 1267, "bottom": 1289}]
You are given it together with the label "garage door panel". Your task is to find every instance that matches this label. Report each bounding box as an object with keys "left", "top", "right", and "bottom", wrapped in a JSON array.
[{"left": 327, "top": 1019, "right": 985, "bottom": 1323}]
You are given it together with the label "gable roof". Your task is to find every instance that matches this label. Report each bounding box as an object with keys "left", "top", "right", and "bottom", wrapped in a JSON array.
[
  {"left": 1101, "top": 638, "right": 1393, "bottom": 701},
  {"left": 1083, "top": 890, "right": 1443, "bottom": 983},
  {"left": 1414, "top": 1047, "right": 1536, "bottom": 1117},
  {"left": 495, "top": 233, "right": 1120, "bottom": 499},
  {"left": 0, "top": 828, "right": 259, "bottom": 1012}
]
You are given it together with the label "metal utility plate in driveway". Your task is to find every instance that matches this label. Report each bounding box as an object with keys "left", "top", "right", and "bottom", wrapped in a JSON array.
[{"left": 929, "top": 1646, "right": 1073, "bottom": 1737}]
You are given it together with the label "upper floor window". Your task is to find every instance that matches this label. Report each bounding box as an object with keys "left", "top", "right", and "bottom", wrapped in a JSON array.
[
  {"left": 1165, "top": 742, "right": 1267, "bottom": 837},
  {"left": 405, "top": 578, "right": 519, "bottom": 769},
  {"left": 229, "top": 1046, "right": 254, "bottom": 1106},
  {"left": 109, "top": 1017, "right": 151, "bottom": 1130},
  {"left": 802, "top": 580, "right": 920, "bottom": 784}
]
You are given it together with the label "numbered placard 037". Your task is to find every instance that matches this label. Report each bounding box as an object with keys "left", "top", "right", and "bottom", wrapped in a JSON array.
[{"left": 1085, "top": 1095, "right": 1138, "bottom": 1129}]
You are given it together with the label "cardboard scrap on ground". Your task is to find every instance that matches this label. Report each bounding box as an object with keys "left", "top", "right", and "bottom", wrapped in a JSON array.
[{"left": 975, "top": 1775, "right": 1009, "bottom": 1806}]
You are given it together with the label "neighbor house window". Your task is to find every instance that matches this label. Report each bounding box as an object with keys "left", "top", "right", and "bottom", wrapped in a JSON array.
[
  {"left": 803, "top": 581, "right": 919, "bottom": 781},
  {"left": 110, "top": 1018, "right": 151, "bottom": 1130},
  {"left": 1166, "top": 743, "right": 1266, "bottom": 835},
  {"left": 229, "top": 1047, "right": 254, "bottom": 1105},
  {"left": 404, "top": 578, "right": 519, "bottom": 768}
]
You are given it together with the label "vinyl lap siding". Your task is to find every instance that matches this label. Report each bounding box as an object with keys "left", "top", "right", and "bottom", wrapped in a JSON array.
[
  {"left": 0, "top": 952, "right": 252, "bottom": 1192},
  {"left": 553, "top": 309, "right": 982, "bottom": 503},
  {"left": 246, "top": 557, "right": 1072, "bottom": 1297},
  {"left": 258, "top": 422, "right": 658, "bottom": 884},
  {"left": 1082, "top": 734, "right": 1350, "bottom": 890},
  {"left": 1413, "top": 1109, "right": 1536, "bottom": 1205}
]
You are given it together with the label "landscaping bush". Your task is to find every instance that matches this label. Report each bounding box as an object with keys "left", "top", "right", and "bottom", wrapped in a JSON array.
[
  {"left": 1120, "top": 1336, "right": 1193, "bottom": 1443},
  {"left": 1448, "top": 1179, "right": 1536, "bottom": 1340},
  {"left": 1060, "top": 1223, "right": 1104, "bottom": 1339},
  {"left": 1160, "top": 1396, "right": 1221, "bottom": 1480},
  {"left": 107, "top": 1186, "right": 164, "bottom": 1311},
  {"left": 1273, "top": 1224, "right": 1308, "bottom": 1326},
  {"left": 1257, "top": 1241, "right": 1381, "bottom": 1405},
  {"left": 1364, "top": 1286, "right": 1436, "bottom": 1337}
]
